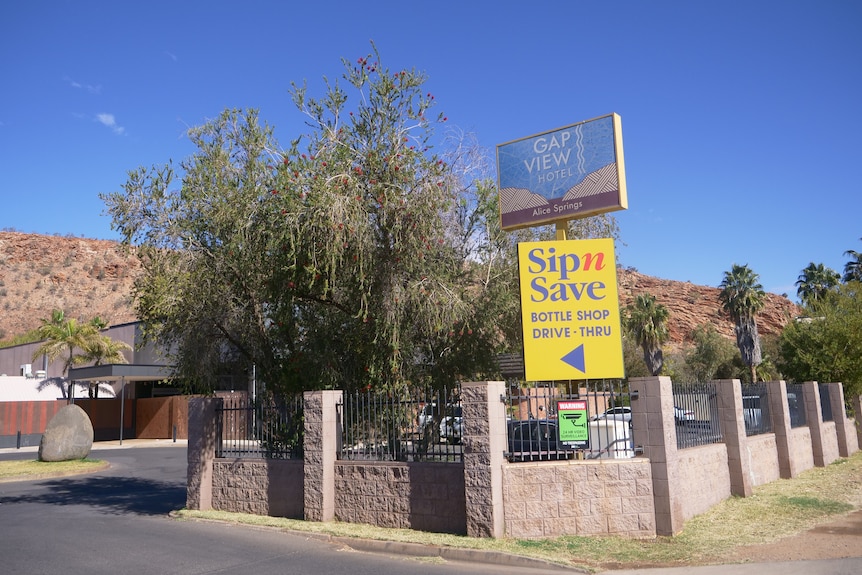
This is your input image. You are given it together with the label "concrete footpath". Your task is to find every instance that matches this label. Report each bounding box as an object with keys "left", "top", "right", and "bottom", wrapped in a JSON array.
[{"left": 0, "top": 437, "right": 188, "bottom": 454}]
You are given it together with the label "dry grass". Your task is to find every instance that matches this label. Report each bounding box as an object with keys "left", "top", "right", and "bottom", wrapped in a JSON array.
[
  {"left": 0, "top": 458, "right": 108, "bottom": 482},
  {"left": 177, "top": 451, "right": 862, "bottom": 572}
]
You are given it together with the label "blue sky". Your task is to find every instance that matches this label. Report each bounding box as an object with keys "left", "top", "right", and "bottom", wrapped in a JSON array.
[{"left": 1, "top": 0, "right": 860, "bottom": 300}]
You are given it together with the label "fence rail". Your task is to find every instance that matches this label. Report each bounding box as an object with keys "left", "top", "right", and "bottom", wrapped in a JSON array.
[
  {"left": 672, "top": 382, "right": 723, "bottom": 449},
  {"left": 741, "top": 383, "right": 772, "bottom": 437},
  {"left": 787, "top": 383, "right": 806, "bottom": 428},
  {"left": 215, "top": 395, "right": 303, "bottom": 459},
  {"left": 505, "top": 380, "right": 635, "bottom": 461},
  {"left": 819, "top": 385, "right": 834, "bottom": 422},
  {"left": 338, "top": 386, "right": 463, "bottom": 463}
]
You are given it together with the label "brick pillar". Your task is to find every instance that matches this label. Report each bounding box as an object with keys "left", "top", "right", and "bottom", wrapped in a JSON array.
[
  {"left": 802, "top": 382, "right": 828, "bottom": 467},
  {"left": 629, "top": 376, "right": 681, "bottom": 536},
  {"left": 827, "top": 383, "right": 856, "bottom": 457},
  {"left": 303, "top": 390, "right": 342, "bottom": 522},
  {"left": 187, "top": 396, "right": 220, "bottom": 510},
  {"left": 715, "top": 379, "right": 751, "bottom": 497},
  {"left": 766, "top": 381, "right": 796, "bottom": 479},
  {"left": 461, "top": 380, "right": 506, "bottom": 538}
]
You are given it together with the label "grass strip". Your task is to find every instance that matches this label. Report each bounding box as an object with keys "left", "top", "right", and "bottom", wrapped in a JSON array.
[{"left": 177, "top": 451, "right": 862, "bottom": 571}]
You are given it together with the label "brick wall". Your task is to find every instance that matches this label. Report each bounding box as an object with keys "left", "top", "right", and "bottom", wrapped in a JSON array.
[
  {"left": 788, "top": 426, "right": 815, "bottom": 473},
  {"left": 746, "top": 433, "right": 781, "bottom": 486},
  {"left": 187, "top": 381, "right": 861, "bottom": 540},
  {"left": 674, "top": 443, "right": 730, "bottom": 521},
  {"left": 503, "top": 458, "right": 655, "bottom": 538},
  {"left": 334, "top": 461, "right": 466, "bottom": 534},
  {"left": 212, "top": 459, "right": 303, "bottom": 517}
]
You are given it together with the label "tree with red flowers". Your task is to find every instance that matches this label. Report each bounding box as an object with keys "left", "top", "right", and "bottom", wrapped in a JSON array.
[{"left": 103, "top": 45, "right": 621, "bottom": 396}]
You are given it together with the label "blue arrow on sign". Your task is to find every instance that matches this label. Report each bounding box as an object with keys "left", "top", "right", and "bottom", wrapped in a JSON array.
[{"left": 561, "top": 344, "right": 586, "bottom": 373}]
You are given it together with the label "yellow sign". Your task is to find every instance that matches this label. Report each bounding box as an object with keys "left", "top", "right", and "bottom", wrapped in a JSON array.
[{"left": 518, "top": 238, "right": 624, "bottom": 381}]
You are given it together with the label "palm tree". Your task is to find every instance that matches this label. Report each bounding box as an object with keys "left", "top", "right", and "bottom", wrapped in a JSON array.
[
  {"left": 719, "top": 264, "right": 765, "bottom": 383},
  {"left": 78, "top": 320, "right": 132, "bottom": 398},
  {"left": 31, "top": 309, "right": 101, "bottom": 402},
  {"left": 844, "top": 238, "right": 862, "bottom": 283},
  {"left": 795, "top": 262, "right": 840, "bottom": 307},
  {"left": 623, "top": 293, "right": 669, "bottom": 376}
]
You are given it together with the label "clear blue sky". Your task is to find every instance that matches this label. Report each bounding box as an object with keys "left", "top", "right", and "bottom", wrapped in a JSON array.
[{"left": 2, "top": 1, "right": 860, "bottom": 300}]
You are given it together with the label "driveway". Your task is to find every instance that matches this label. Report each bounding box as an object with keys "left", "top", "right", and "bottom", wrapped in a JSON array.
[{"left": 0, "top": 444, "right": 567, "bottom": 575}]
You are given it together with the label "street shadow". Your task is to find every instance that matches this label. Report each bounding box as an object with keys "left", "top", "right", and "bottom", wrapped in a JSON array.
[{"left": 0, "top": 475, "right": 186, "bottom": 516}]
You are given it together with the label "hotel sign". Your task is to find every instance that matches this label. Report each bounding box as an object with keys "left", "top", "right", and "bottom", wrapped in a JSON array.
[{"left": 497, "top": 113, "right": 627, "bottom": 231}]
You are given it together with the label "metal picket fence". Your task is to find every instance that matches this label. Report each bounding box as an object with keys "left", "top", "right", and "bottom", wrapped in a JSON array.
[
  {"left": 504, "top": 380, "right": 635, "bottom": 461},
  {"left": 819, "top": 385, "right": 834, "bottom": 422},
  {"left": 215, "top": 394, "right": 304, "bottom": 459},
  {"left": 672, "top": 382, "right": 723, "bottom": 449},
  {"left": 787, "top": 383, "right": 807, "bottom": 428},
  {"left": 338, "top": 385, "right": 463, "bottom": 463},
  {"left": 741, "top": 383, "right": 772, "bottom": 436}
]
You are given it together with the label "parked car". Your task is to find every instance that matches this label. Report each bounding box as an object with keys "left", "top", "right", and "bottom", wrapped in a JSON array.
[
  {"left": 674, "top": 406, "right": 695, "bottom": 424},
  {"left": 439, "top": 405, "right": 463, "bottom": 444},
  {"left": 590, "top": 406, "right": 632, "bottom": 422},
  {"left": 418, "top": 402, "right": 441, "bottom": 429},
  {"left": 506, "top": 419, "right": 574, "bottom": 462},
  {"left": 742, "top": 395, "right": 762, "bottom": 429}
]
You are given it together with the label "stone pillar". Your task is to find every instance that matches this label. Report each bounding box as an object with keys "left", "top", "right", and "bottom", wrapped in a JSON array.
[
  {"left": 766, "top": 380, "right": 796, "bottom": 479},
  {"left": 802, "top": 382, "right": 827, "bottom": 467},
  {"left": 303, "top": 389, "right": 342, "bottom": 522},
  {"left": 715, "top": 379, "right": 751, "bottom": 497},
  {"left": 461, "top": 380, "right": 507, "bottom": 538},
  {"left": 629, "top": 376, "right": 681, "bottom": 536},
  {"left": 187, "top": 396, "right": 220, "bottom": 510},
  {"left": 827, "top": 383, "right": 857, "bottom": 457}
]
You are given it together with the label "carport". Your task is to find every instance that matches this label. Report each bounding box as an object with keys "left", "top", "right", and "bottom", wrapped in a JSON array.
[{"left": 68, "top": 364, "right": 175, "bottom": 444}]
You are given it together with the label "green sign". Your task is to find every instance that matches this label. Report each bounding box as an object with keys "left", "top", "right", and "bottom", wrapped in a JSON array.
[{"left": 557, "top": 400, "right": 589, "bottom": 449}]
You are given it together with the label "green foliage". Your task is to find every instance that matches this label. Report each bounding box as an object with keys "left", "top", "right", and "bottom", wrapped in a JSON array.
[
  {"left": 31, "top": 310, "right": 99, "bottom": 376},
  {"left": 778, "top": 282, "right": 862, "bottom": 400},
  {"left": 621, "top": 333, "right": 652, "bottom": 378},
  {"left": 843, "top": 238, "right": 862, "bottom": 283},
  {"left": 0, "top": 328, "right": 42, "bottom": 349},
  {"left": 719, "top": 263, "right": 765, "bottom": 381},
  {"left": 103, "top": 46, "right": 620, "bottom": 396},
  {"left": 622, "top": 293, "right": 669, "bottom": 376},
  {"left": 680, "top": 323, "right": 738, "bottom": 383},
  {"left": 795, "top": 262, "right": 840, "bottom": 307}
]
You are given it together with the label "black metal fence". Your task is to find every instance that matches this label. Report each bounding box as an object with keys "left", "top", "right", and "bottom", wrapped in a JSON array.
[
  {"left": 672, "top": 382, "right": 723, "bottom": 449},
  {"left": 338, "top": 385, "right": 463, "bottom": 463},
  {"left": 504, "top": 380, "right": 635, "bottom": 461},
  {"left": 215, "top": 394, "right": 304, "bottom": 459},
  {"left": 787, "top": 383, "right": 807, "bottom": 428},
  {"left": 819, "top": 385, "right": 834, "bottom": 422},
  {"left": 741, "top": 383, "right": 772, "bottom": 436}
]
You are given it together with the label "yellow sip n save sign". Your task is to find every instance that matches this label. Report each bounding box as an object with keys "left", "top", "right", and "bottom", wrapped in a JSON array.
[{"left": 517, "top": 237, "right": 624, "bottom": 381}]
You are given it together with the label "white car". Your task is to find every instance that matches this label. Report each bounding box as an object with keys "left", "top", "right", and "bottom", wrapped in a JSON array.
[
  {"left": 590, "top": 406, "right": 632, "bottom": 422},
  {"left": 439, "top": 405, "right": 463, "bottom": 444},
  {"left": 674, "top": 406, "right": 696, "bottom": 424}
]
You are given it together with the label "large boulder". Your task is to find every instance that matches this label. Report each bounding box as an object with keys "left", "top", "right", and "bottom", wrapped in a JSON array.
[{"left": 38, "top": 404, "right": 94, "bottom": 462}]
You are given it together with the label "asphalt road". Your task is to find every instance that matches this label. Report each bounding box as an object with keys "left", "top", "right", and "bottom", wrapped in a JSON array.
[
  {"left": 0, "top": 445, "right": 567, "bottom": 575},
  {"left": 2, "top": 444, "right": 860, "bottom": 575}
]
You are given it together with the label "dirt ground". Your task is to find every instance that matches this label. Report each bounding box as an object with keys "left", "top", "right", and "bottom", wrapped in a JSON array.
[{"left": 729, "top": 509, "right": 862, "bottom": 563}]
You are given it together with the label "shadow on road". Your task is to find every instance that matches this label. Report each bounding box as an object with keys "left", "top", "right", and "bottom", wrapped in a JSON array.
[{"left": 0, "top": 475, "right": 186, "bottom": 516}]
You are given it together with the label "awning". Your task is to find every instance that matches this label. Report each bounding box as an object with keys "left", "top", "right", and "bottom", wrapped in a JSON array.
[
  {"left": 67, "top": 363, "right": 175, "bottom": 444},
  {"left": 68, "top": 364, "right": 174, "bottom": 382}
]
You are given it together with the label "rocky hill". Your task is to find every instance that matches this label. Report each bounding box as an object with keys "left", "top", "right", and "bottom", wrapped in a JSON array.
[
  {"left": 617, "top": 267, "right": 799, "bottom": 347},
  {"left": 0, "top": 231, "right": 140, "bottom": 340},
  {"left": 0, "top": 231, "right": 800, "bottom": 346}
]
